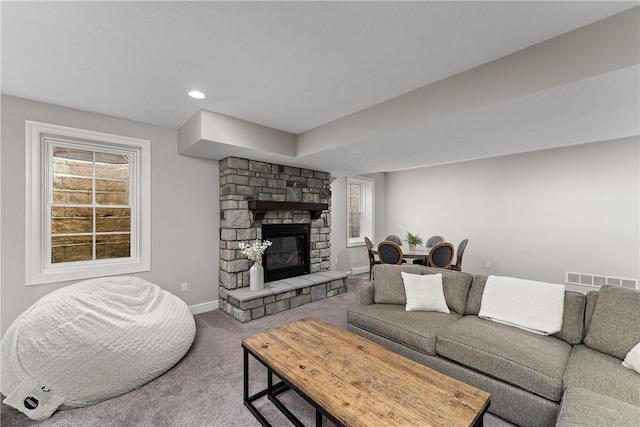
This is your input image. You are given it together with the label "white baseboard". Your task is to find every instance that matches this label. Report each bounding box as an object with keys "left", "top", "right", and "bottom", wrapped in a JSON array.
[
  {"left": 351, "top": 265, "right": 369, "bottom": 275},
  {"left": 189, "top": 300, "right": 219, "bottom": 315}
]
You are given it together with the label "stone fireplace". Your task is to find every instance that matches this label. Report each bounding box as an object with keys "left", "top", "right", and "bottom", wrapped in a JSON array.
[{"left": 218, "top": 157, "right": 348, "bottom": 322}]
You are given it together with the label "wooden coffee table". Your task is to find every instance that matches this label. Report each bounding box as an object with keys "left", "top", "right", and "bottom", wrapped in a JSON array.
[{"left": 242, "top": 317, "right": 490, "bottom": 427}]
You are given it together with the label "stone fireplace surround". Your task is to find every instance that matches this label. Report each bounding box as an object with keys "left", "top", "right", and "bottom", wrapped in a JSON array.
[{"left": 218, "top": 157, "right": 348, "bottom": 322}]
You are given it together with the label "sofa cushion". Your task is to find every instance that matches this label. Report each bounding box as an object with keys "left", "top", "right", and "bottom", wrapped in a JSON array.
[
  {"left": 359, "top": 281, "right": 375, "bottom": 305},
  {"left": 556, "top": 387, "right": 640, "bottom": 427},
  {"left": 465, "top": 274, "right": 488, "bottom": 314},
  {"left": 552, "top": 292, "right": 586, "bottom": 345},
  {"left": 373, "top": 264, "right": 428, "bottom": 305},
  {"left": 583, "top": 285, "right": 640, "bottom": 360},
  {"left": 465, "top": 275, "right": 585, "bottom": 345},
  {"left": 563, "top": 344, "right": 640, "bottom": 406},
  {"left": 436, "top": 315, "right": 572, "bottom": 402},
  {"left": 347, "top": 303, "right": 462, "bottom": 355},
  {"left": 372, "top": 264, "right": 472, "bottom": 314},
  {"left": 584, "top": 290, "right": 599, "bottom": 334}
]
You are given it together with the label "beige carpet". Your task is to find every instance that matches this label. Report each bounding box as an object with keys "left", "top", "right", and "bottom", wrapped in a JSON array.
[{"left": 1, "top": 275, "right": 514, "bottom": 427}]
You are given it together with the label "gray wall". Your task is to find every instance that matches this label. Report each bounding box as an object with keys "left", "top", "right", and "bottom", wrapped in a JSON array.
[
  {"left": 331, "top": 138, "right": 639, "bottom": 291},
  {"left": 1, "top": 96, "right": 220, "bottom": 334},
  {"left": 383, "top": 138, "right": 639, "bottom": 289},
  {"left": 3, "top": 95, "right": 638, "bottom": 333},
  {"left": 331, "top": 172, "right": 386, "bottom": 273}
]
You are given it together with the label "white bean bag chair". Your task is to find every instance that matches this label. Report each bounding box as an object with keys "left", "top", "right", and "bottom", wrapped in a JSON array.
[{"left": 1, "top": 276, "right": 195, "bottom": 420}]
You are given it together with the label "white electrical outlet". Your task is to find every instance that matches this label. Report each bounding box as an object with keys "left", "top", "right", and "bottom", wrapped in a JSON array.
[
  {"left": 334, "top": 258, "right": 338, "bottom": 265},
  {"left": 486, "top": 261, "right": 492, "bottom": 269},
  {"left": 181, "top": 282, "right": 188, "bottom": 292}
]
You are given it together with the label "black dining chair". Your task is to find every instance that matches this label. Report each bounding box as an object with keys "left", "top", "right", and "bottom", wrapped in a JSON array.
[
  {"left": 364, "top": 237, "right": 381, "bottom": 280},
  {"left": 449, "top": 239, "right": 469, "bottom": 271},
  {"left": 377, "top": 241, "right": 404, "bottom": 265},
  {"left": 383, "top": 234, "right": 402, "bottom": 245},
  {"left": 426, "top": 235, "right": 445, "bottom": 247},
  {"left": 415, "top": 235, "right": 446, "bottom": 265},
  {"left": 427, "top": 242, "right": 455, "bottom": 269}
]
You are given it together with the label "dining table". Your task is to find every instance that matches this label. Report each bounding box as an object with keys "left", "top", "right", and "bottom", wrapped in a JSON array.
[{"left": 371, "top": 245, "right": 434, "bottom": 261}]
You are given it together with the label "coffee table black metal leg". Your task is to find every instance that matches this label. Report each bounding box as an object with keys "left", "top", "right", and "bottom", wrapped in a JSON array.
[
  {"left": 243, "top": 349, "right": 249, "bottom": 402},
  {"left": 471, "top": 403, "right": 489, "bottom": 427},
  {"left": 316, "top": 410, "right": 322, "bottom": 427},
  {"left": 243, "top": 348, "right": 272, "bottom": 427}
]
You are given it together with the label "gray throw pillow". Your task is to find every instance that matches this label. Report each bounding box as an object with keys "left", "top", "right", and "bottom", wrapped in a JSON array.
[
  {"left": 373, "top": 264, "right": 427, "bottom": 305},
  {"left": 584, "top": 291, "right": 599, "bottom": 335},
  {"left": 583, "top": 285, "right": 640, "bottom": 360},
  {"left": 553, "top": 292, "right": 586, "bottom": 345},
  {"left": 465, "top": 274, "right": 488, "bottom": 315},
  {"left": 372, "top": 264, "right": 472, "bottom": 314},
  {"left": 433, "top": 267, "right": 473, "bottom": 315}
]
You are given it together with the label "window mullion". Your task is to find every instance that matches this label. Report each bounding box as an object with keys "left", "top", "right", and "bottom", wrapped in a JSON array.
[
  {"left": 46, "top": 142, "right": 54, "bottom": 267},
  {"left": 129, "top": 153, "right": 136, "bottom": 256},
  {"left": 92, "top": 151, "right": 97, "bottom": 261},
  {"left": 360, "top": 184, "right": 365, "bottom": 236}
]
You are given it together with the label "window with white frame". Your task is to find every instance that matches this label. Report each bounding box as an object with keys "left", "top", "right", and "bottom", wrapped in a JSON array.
[
  {"left": 26, "top": 121, "right": 150, "bottom": 285},
  {"left": 347, "top": 176, "right": 374, "bottom": 247}
]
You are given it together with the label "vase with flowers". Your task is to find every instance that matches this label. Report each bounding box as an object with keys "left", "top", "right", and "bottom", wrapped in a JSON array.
[{"left": 239, "top": 239, "right": 272, "bottom": 291}]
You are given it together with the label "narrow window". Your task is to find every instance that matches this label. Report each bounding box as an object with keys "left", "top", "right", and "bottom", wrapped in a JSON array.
[
  {"left": 348, "top": 182, "right": 363, "bottom": 240},
  {"left": 347, "top": 176, "right": 374, "bottom": 247},
  {"left": 26, "top": 122, "right": 150, "bottom": 285}
]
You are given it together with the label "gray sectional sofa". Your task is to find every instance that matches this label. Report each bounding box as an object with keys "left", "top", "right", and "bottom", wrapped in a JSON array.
[{"left": 347, "top": 264, "right": 640, "bottom": 427}]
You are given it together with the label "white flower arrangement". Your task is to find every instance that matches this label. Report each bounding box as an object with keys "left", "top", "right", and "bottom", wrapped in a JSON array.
[{"left": 239, "top": 239, "right": 272, "bottom": 264}]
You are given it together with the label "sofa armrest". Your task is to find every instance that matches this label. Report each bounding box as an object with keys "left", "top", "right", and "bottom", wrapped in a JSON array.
[{"left": 360, "top": 282, "right": 375, "bottom": 305}]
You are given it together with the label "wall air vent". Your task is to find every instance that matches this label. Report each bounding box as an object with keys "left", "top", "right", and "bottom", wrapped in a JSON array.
[{"left": 566, "top": 272, "right": 638, "bottom": 290}]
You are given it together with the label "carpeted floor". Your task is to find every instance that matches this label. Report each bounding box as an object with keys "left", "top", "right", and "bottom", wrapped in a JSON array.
[{"left": 2, "top": 275, "right": 513, "bottom": 427}]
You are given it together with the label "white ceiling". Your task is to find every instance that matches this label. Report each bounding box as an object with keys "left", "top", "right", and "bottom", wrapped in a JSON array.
[{"left": 2, "top": 1, "right": 639, "bottom": 176}]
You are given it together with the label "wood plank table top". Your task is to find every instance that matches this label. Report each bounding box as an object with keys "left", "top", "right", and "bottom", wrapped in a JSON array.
[{"left": 242, "top": 317, "right": 490, "bottom": 427}]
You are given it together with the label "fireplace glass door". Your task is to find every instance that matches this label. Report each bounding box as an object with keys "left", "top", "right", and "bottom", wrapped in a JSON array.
[{"left": 262, "top": 224, "right": 310, "bottom": 282}]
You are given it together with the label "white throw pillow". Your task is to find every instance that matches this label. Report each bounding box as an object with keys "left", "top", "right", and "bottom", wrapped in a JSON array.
[
  {"left": 622, "top": 342, "right": 640, "bottom": 375},
  {"left": 401, "top": 272, "right": 450, "bottom": 313}
]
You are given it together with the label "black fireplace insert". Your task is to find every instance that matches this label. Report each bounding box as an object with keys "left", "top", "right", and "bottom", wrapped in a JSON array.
[{"left": 262, "top": 223, "right": 310, "bottom": 282}]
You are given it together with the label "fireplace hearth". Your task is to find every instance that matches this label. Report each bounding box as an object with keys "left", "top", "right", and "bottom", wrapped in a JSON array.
[{"left": 262, "top": 224, "right": 310, "bottom": 282}]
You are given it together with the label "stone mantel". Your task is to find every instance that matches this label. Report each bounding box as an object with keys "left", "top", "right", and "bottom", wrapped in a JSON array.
[{"left": 248, "top": 200, "right": 329, "bottom": 221}]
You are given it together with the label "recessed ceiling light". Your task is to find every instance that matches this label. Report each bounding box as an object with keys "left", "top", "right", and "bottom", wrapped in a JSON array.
[{"left": 188, "top": 90, "right": 205, "bottom": 99}]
